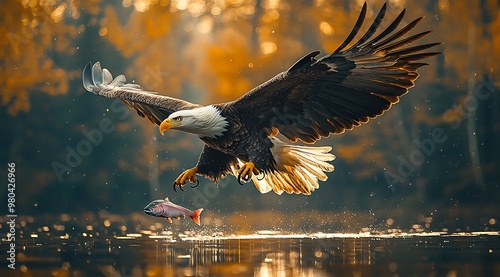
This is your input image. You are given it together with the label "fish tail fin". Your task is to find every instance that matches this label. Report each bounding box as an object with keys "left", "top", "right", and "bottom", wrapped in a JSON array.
[{"left": 191, "top": 208, "right": 203, "bottom": 226}]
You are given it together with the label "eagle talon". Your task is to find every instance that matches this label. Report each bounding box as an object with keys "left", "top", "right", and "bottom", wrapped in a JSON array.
[
  {"left": 237, "top": 162, "right": 259, "bottom": 185},
  {"left": 190, "top": 179, "right": 200, "bottom": 188},
  {"left": 256, "top": 172, "right": 266, "bottom": 181},
  {"left": 237, "top": 173, "right": 246, "bottom": 186},
  {"left": 173, "top": 181, "right": 185, "bottom": 192},
  {"left": 173, "top": 167, "right": 198, "bottom": 192}
]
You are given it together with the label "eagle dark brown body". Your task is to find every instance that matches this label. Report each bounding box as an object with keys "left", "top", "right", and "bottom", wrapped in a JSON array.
[{"left": 83, "top": 3, "right": 441, "bottom": 195}]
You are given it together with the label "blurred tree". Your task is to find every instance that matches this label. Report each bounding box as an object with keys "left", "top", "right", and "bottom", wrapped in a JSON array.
[
  {"left": 0, "top": 0, "right": 498, "bottom": 225},
  {"left": 0, "top": 0, "right": 102, "bottom": 115}
]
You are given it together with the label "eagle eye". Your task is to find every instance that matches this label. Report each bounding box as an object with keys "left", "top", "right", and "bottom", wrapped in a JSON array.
[{"left": 173, "top": 116, "right": 182, "bottom": 121}]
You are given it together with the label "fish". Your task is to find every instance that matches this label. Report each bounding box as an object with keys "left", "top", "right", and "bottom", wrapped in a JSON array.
[{"left": 143, "top": 198, "right": 203, "bottom": 225}]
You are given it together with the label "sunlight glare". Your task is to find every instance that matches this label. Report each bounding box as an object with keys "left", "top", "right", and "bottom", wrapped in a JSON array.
[
  {"left": 197, "top": 16, "right": 214, "bottom": 33},
  {"left": 260, "top": 41, "right": 277, "bottom": 55},
  {"left": 262, "top": 0, "right": 280, "bottom": 10},
  {"left": 51, "top": 4, "right": 66, "bottom": 23},
  {"left": 188, "top": 0, "right": 206, "bottom": 17},
  {"left": 134, "top": 0, "right": 150, "bottom": 12},
  {"left": 174, "top": 0, "right": 188, "bottom": 11},
  {"left": 211, "top": 6, "right": 222, "bottom": 16},
  {"left": 319, "top": 21, "right": 333, "bottom": 35},
  {"left": 262, "top": 10, "right": 279, "bottom": 23}
]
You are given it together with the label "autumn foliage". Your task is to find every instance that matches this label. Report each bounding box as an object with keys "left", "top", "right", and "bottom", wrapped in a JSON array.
[{"left": 1, "top": 0, "right": 499, "bottom": 219}]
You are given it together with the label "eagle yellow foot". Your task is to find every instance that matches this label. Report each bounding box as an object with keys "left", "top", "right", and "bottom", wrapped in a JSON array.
[
  {"left": 173, "top": 166, "right": 199, "bottom": 192},
  {"left": 237, "top": 162, "right": 260, "bottom": 185},
  {"left": 269, "top": 127, "right": 279, "bottom": 138}
]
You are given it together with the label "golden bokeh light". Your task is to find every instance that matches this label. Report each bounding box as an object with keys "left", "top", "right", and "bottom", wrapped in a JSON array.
[
  {"left": 260, "top": 41, "right": 277, "bottom": 55},
  {"left": 197, "top": 16, "right": 213, "bottom": 33},
  {"left": 99, "top": 26, "right": 108, "bottom": 36},
  {"left": 50, "top": 4, "right": 66, "bottom": 23},
  {"left": 319, "top": 21, "right": 334, "bottom": 35}
]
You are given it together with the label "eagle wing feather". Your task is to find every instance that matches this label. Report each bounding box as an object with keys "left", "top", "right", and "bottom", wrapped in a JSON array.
[
  {"left": 229, "top": 3, "right": 441, "bottom": 143},
  {"left": 83, "top": 62, "right": 201, "bottom": 125}
]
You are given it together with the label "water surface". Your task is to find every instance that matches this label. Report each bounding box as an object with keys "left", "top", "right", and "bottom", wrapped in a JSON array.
[{"left": 2, "top": 225, "right": 499, "bottom": 276}]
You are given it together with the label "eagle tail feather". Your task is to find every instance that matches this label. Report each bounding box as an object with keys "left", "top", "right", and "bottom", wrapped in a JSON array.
[{"left": 250, "top": 138, "right": 336, "bottom": 195}]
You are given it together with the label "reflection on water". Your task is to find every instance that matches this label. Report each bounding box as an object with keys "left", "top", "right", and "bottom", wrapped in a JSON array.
[{"left": 1, "top": 216, "right": 499, "bottom": 277}]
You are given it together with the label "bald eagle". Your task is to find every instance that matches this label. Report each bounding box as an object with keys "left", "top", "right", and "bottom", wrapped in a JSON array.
[{"left": 83, "top": 3, "right": 440, "bottom": 195}]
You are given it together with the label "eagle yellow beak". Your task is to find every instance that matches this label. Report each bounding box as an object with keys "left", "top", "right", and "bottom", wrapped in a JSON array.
[{"left": 159, "top": 118, "right": 180, "bottom": 135}]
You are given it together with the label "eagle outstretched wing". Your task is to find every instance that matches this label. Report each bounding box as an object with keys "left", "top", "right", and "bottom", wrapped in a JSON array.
[
  {"left": 229, "top": 3, "right": 441, "bottom": 143},
  {"left": 83, "top": 62, "right": 201, "bottom": 125}
]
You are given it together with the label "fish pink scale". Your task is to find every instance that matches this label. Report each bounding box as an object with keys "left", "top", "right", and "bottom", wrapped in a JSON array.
[{"left": 153, "top": 205, "right": 165, "bottom": 215}]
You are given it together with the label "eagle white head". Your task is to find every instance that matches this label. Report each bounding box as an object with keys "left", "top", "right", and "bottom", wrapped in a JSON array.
[{"left": 159, "top": 105, "right": 229, "bottom": 138}]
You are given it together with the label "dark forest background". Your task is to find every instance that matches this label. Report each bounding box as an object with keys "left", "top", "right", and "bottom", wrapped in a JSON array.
[{"left": 1, "top": 0, "right": 499, "bottom": 231}]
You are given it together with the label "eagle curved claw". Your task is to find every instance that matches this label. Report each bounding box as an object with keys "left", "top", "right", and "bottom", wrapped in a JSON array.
[
  {"left": 256, "top": 172, "right": 266, "bottom": 181},
  {"left": 190, "top": 179, "right": 200, "bottom": 188},
  {"left": 237, "top": 174, "right": 246, "bottom": 186},
  {"left": 173, "top": 167, "right": 198, "bottom": 192},
  {"left": 173, "top": 181, "right": 185, "bottom": 192},
  {"left": 237, "top": 162, "right": 259, "bottom": 186}
]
